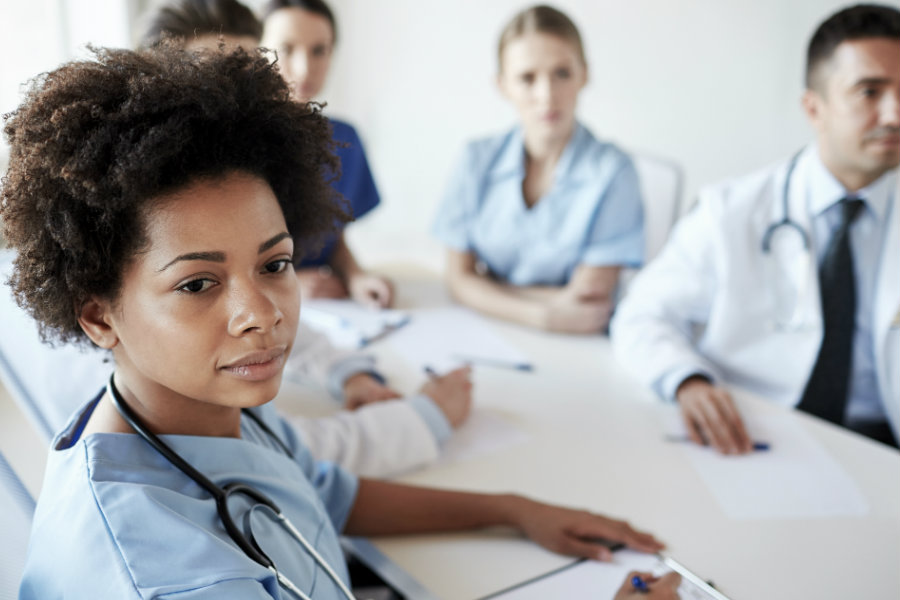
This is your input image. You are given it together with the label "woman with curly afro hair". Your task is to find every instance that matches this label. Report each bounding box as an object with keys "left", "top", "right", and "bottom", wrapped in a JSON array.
[{"left": 4, "top": 46, "right": 666, "bottom": 599}]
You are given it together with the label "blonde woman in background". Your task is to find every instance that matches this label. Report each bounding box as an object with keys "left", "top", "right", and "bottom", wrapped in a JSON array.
[{"left": 434, "top": 5, "right": 645, "bottom": 334}]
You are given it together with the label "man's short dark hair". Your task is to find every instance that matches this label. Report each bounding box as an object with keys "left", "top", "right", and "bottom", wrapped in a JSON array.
[{"left": 806, "top": 4, "right": 900, "bottom": 91}]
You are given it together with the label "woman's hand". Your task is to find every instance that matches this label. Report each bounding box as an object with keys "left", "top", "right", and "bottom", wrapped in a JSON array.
[
  {"left": 348, "top": 272, "right": 394, "bottom": 308},
  {"left": 614, "top": 571, "right": 682, "bottom": 599},
  {"left": 542, "top": 289, "right": 612, "bottom": 334},
  {"left": 418, "top": 367, "right": 473, "bottom": 428},
  {"left": 342, "top": 373, "right": 402, "bottom": 410},
  {"left": 509, "top": 497, "right": 664, "bottom": 560}
]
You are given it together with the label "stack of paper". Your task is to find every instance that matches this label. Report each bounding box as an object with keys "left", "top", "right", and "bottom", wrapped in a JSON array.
[{"left": 300, "top": 299, "right": 410, "bottom": 349}]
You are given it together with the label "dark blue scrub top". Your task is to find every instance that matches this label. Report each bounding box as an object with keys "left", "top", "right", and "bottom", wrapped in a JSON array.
[{"left": 298, "top": 118, "right": 381, "bottom": 267}]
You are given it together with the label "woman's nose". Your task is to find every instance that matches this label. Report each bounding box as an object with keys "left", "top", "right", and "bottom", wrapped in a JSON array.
[{"left": 227, "top": 282, "right": 283, "bottom": 337}]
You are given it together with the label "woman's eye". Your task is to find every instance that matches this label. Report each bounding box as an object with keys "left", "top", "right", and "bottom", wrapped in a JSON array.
[
  {"left": 264, "top": 259, "right": 291, "bottom": 274},
  {"left": 555, "top": 68, "right": 571, "bottom": 79},
  {"left": 178, "top": 278, "right": 216, "bottom": 294},
  {"left": 520, "top": 73, "right": 535, "bottom": 85}
]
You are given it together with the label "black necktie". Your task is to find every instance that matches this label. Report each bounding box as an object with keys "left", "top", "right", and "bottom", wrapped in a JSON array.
[{"left": 797, "top": 198, "right": 864, "bottom": 424}]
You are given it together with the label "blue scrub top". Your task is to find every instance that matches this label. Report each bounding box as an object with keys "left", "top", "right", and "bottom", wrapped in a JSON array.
[
  {"left": 433, "top": 122, "right": 644, "bottom": 286},
  {"left": 298, "top": 118, "right": 381, "bottom": 267},
  {"left": 20, "top": 394, "right": 359, "bottom": 599}
]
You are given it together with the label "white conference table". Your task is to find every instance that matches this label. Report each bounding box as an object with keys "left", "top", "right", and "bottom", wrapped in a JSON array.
[{"left": 276, "top": 265, "right": 900, "bottom": 600}]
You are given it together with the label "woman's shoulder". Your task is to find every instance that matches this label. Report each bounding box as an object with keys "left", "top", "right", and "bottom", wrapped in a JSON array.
[
  {"left": 329, "top": 117, "right": 362, "bottom": 145},
  {"left": 572, "top": 123, "right": 634, "bottom": 171},
  {"left": 454, "top": 127, "right": 523, "bottom": 177}
]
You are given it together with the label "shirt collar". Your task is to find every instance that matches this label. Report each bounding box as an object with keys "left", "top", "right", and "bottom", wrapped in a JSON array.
[
  {"left": 487, "top": 121, "right": 590, "bottom": 183},
  {"left": 808, "top": 144, "right": 896, "bottom": 220}
]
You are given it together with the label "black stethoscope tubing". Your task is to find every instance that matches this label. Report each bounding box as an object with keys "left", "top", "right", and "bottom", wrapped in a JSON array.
[{"left": 107, "top": 374, "right": 290, "bottom": 571}]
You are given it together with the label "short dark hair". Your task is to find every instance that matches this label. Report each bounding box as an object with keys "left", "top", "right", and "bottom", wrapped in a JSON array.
[
  {"left": 263, "top": 0, "right": 337, "bottom": 44},
  {"left": 139, "top": 0, "right": 262, "bottom": 49},
  {"left": 806, "top": 3, "right": 900, "bottom": 91},
  {"left": 1, "top": 45, "right": 347, "bottom": 345}
]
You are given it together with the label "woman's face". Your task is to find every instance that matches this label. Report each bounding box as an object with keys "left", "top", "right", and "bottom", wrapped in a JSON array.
[
  {"left": 498, "top": 32, "right": 587, "bottom": 143},
  {"left": 89, "top": 172, "right": 300, "bottom": 416},
  {"left": 261, "top": 7, "right": 334, "bottom": 102}
]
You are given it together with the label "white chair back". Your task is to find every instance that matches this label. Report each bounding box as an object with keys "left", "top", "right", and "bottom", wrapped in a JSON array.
[
  {"left": 0, "top": 450, "right": 34, "bottom": 600},
  {"left": 632, "top": 153, "right": 684, "bottom": 263},
  {"left": 0, "top": 250, "right": 112, "bottom": 440}
]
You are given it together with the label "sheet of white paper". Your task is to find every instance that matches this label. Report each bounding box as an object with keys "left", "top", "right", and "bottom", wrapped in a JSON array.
[
  {"left": 437, "top": 410, "right": 531, "bottom": 465},
  {"left": 665, "top": 412, "right": 869, "bottom": 519},
  {"left": 300, "top": 299, "right": 409, "bottom": 348},
  {"left": 489, "top": 550, "right": 722, "bottom": 600},
  {"left": 385, "top": 307, "right": 532, "bottom": 372}
]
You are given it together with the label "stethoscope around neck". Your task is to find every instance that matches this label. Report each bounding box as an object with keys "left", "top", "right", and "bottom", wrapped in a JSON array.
[
  {"left": 106, "top": 374, "right": 356, "bottom": 600},
  {"left": 760, "top": 150, "right": 811, "bottom": 253},
  {"left": 758, "top": 149, "right": 817, "bottom": 332}
]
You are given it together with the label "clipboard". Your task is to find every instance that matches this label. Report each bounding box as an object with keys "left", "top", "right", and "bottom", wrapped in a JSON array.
[{"left": 478, "top": 548, "right": 731, "bottom": 600}]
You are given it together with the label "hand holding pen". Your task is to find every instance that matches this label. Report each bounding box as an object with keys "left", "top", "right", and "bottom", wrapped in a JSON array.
[
  {"left": 420, "top": 366, "right": 473, "bottom": 428},
  {"left": 614, "top": 571, "right": 681, "bottom": 599}
]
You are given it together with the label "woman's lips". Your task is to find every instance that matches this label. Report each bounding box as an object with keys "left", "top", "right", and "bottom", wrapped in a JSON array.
[{"left": 220, "top": 348, "right": 286, "bottom": 381}]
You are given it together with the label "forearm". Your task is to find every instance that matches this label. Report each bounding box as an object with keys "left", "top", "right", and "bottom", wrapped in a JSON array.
[
  {"left": 344, "top": 479, "right": 525, "bottom": 536},
  {"left": 328, "top": 234, "right": 363, "bottom": 282},
  {"left": 447, "top": 270, "right": 547, "bottom": 328}
]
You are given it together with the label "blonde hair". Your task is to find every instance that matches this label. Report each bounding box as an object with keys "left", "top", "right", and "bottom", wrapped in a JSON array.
[{"left": 497, "top": 5, "right": 586, "bottom": 71}]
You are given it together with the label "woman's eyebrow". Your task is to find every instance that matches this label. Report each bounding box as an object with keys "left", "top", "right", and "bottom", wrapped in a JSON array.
[
  {"left": 156, "top": 233, "right": 291, "bottom": 272},
  {"left": 259, "top": 232, "right": 292, "bottom": 254},
  {"left": 157, "top": 251, "right": 226, "bottom": 272}
]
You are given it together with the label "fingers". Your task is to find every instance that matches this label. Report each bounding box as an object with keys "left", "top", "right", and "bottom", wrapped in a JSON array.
[
  {"left": 682, "top": 388, "right": 750, "bottom": 454},
  {"left": 556, "top": 535, "right": 617, "bottom": 561},
  {"left": 351, "top": 275, "right": 394, "bottom": 308},
  {"left": 614, "top": 571, "right": 681, "bottom": 600},
  {"left": 378, "top": 386, "right": 403, "bottom": 400},
  {"left": 616, "top": 571, "right": 656, "bottom": 595},
  {"left": 655, "top": 571, "right": 682, "bottom": 590},
  {"left": 712, "top": 388, "right": 752, "bottom": 453},
  {"left": 572, "top": 517, "right": 665, "bottom": 554}
]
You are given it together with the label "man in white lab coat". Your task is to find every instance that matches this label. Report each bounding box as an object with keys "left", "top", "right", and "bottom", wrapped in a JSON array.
[{"left": 611, "top": 4, "right": 900, "bottom": 452}]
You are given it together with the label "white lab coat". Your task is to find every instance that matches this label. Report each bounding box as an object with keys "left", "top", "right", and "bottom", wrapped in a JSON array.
[
  {"left": 611, "top": 146, "right": 899, "bottom": 439},
  {"left": 283, "top": 321, "right": 443, "bottom": 478}
]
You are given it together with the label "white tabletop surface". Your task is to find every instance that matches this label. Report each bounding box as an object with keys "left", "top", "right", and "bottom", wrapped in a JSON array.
[{"left": 276, "top": 264, "right": 900, "bottom": 600}]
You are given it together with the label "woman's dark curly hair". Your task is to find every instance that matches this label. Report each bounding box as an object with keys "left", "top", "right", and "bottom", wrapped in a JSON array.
[{"left": 1, "top": 44, "right": 347, "bottom": 346}]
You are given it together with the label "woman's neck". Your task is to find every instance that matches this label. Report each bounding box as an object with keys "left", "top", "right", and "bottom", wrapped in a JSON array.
[
  {"left": 83, "top": 370, "right": 243, "bottom": 440},
  {"left": 522, "top": 124, "right": 574, "bottom": 166},
  {"left": 521, "top": 125, "right": 575, "bottom": 207}
]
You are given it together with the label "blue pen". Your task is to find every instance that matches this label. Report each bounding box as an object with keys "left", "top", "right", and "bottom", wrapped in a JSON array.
[
  {"left": 631, "top": 575, "right": 650, "bottom": 592},
  {"left": 664, "top": 435, "right": 771, "bottom": 452},
  {"left": 424, "top": 366, "right": 440, "bottom": 380}
]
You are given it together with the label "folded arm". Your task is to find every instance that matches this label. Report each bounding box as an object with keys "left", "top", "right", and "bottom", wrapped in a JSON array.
[{"left": 445, "top": 250, "right": 618, "bottom": 334}]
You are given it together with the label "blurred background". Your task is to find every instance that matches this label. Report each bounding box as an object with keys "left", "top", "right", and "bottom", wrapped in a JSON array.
[{"left": 0, "top": 0, "right": 875, "bottom": 266}]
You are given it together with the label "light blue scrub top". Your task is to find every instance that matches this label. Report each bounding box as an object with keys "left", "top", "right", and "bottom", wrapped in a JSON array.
[
  {"left": 433, "top": 122, "right": 644, "bottom": 286},
  {"left": 19, "top": 393, "right": 358, "bottom": 599}
]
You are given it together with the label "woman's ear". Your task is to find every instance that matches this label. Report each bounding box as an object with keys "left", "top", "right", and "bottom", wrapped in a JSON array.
[{"left": 77, "top": 297, "right": 119, "bottom": 349}]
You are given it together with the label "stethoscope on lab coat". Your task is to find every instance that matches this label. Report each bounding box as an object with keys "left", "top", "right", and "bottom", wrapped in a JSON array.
[
  {"left": 107, "top": 375, "right": 356, "bottom": 600},
  {"left": 758, "top": 150, "right": 817, "bottom": 332}
]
